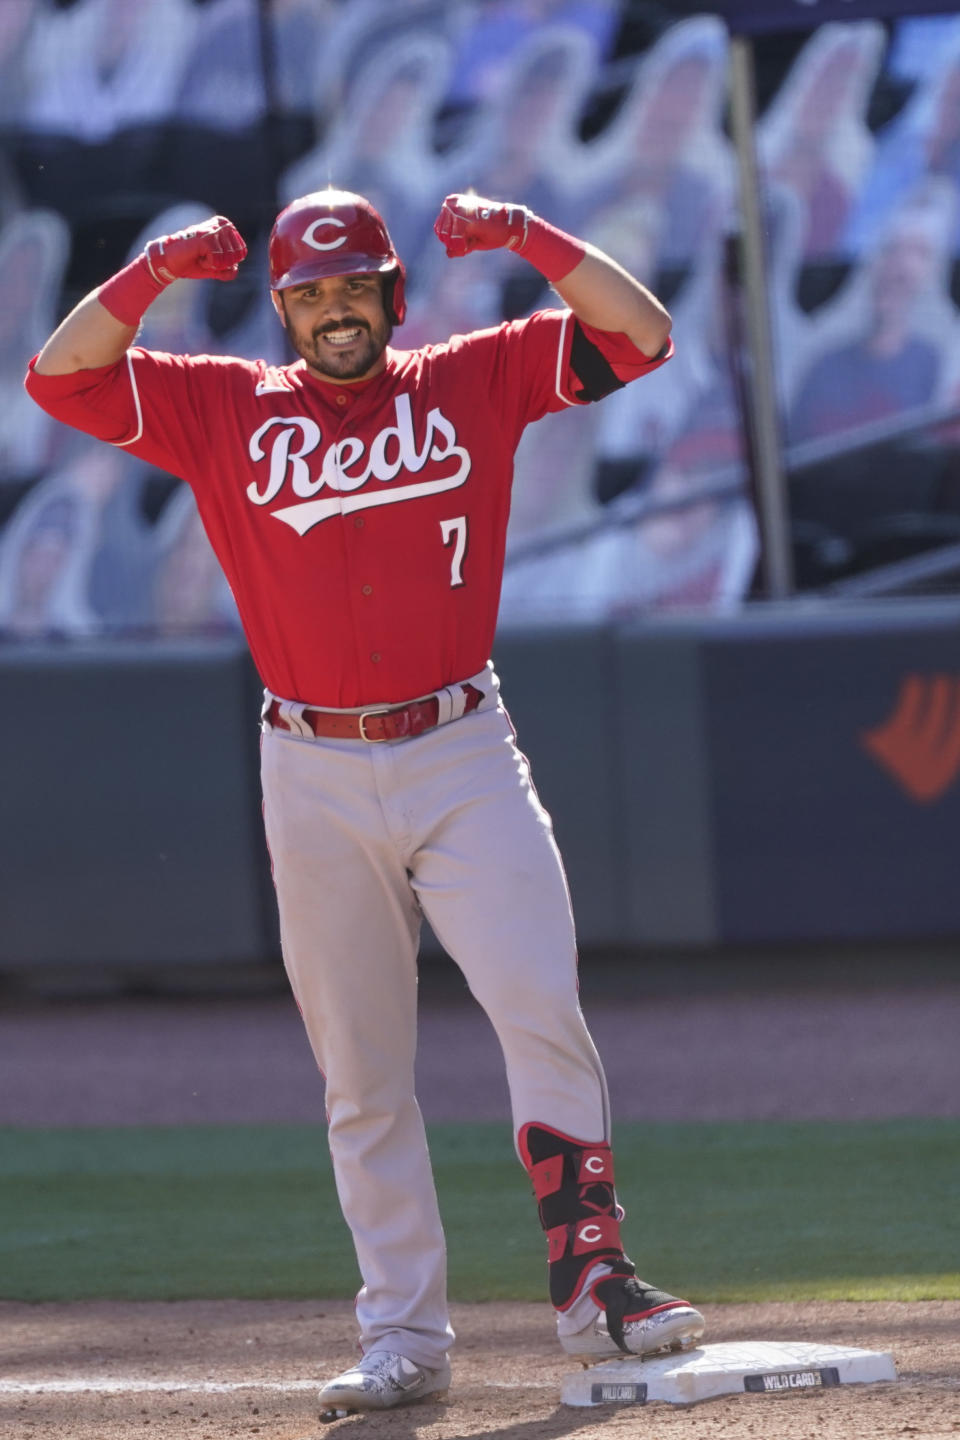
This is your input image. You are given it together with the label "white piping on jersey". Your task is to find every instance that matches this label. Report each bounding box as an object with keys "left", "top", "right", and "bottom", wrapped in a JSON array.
[
  {"left": 112, "top": 350, "right": 144, "bottom": 447},
  {"left": 272, "top": 470, "right": 469, "bottom": 536},
  {"left": 554, "top": 309, "right": 576, "bottom": 408}
]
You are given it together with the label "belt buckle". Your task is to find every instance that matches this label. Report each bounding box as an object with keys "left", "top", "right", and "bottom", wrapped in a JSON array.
[{"left": 358, "top": 707, "right": 391, "bottom": 742}]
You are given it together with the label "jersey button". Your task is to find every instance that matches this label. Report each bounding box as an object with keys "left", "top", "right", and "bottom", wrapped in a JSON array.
[
  {"left": 361, "top": 584, "right": 373, "bottom": 596},
  {"left": 335, "top": 393, "right": 348, "bottom": 406},
  {"left": 370, "top": 652, "right": 381, "bottom": 663}
]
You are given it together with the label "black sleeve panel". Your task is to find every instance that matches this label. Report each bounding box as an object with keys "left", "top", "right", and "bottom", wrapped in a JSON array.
[{"left": 569, "top": 320, "right": 626, "bottom": 403}]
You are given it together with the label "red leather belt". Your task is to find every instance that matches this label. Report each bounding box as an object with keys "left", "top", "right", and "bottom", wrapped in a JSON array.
[{"left": 266, "top": 683, "right": 484, "bottom": 743}]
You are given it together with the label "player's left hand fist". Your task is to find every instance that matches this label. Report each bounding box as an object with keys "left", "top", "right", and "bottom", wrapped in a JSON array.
[
  {"left": 433, "top": 194, "right": 531, "bottom": 258},
  {"left": 145, "top": 215, "right": 248, "bottom": 285}
]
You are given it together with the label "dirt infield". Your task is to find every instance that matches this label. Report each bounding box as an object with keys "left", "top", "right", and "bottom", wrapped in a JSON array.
[
  {"left": 3, "top": 1299, "right": 959, "bottom": 1438},
  {"left": 2, "top": 957, "right": 959, "bottom": 1437}
]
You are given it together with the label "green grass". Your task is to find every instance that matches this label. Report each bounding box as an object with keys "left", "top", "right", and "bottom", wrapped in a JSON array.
[{"left": 0, "top": 1121, "right": 957, "bottom": 1303}]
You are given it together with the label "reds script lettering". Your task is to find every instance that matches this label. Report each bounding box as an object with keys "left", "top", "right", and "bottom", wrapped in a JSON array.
[{"left": 246, "top": 392, "right": 471, "bottom": 534}]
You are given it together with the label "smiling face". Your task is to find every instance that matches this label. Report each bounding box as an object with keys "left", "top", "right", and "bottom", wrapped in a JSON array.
[{"left": 273, "top": 272, "right": 392, "bottom": 383}]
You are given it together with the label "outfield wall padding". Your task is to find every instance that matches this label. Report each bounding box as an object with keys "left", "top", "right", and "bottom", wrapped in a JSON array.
[
  {"left": 0, "top": 640, "right": 271, "bottom": 966},
  {"left": 2, "top": 598, "right": 959, "bottom": 966}
]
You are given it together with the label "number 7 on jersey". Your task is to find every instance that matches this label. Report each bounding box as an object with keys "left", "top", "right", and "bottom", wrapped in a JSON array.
[{"left": 440, "top": 516, "right": 467, "bottom": 587}]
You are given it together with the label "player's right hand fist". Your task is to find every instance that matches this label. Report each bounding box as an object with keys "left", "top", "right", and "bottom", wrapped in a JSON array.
[{"left": 144, "top": 216, "right": 247, "bottom": 285}]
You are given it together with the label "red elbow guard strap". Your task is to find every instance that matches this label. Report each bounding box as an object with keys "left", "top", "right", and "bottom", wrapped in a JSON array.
[
  {"left": 517, "top": 215, "right": 586, "bottom": 283},
  {"left": 97, "top": 253, "right": 169, "bottom": 328}
]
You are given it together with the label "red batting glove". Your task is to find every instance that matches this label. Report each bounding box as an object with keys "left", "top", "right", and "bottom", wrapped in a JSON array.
[
  {"left": 144, "top": 215, "right": 247, "bottom": 284},
  {"left": 433, "top": 193, "right": 586, "bottom": 282},
  {"left": 99, "top": 216, "right": 247, "bottom": 328},
  {"left": 433, "top": 194, "right": 530, "bottom": 258}
]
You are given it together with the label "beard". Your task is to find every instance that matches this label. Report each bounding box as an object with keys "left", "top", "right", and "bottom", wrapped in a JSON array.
[{"left": 286, "top": 308, "right": 393, "bottom": 382}]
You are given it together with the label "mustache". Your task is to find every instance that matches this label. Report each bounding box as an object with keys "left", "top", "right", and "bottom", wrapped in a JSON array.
[{"left": 314, "top": 318, "right": 371, "bottom": 339}]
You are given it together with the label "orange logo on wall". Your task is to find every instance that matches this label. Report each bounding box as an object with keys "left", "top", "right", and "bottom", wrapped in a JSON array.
[{"left": 861, "top": 674, "right": 960, "bottom": 804}]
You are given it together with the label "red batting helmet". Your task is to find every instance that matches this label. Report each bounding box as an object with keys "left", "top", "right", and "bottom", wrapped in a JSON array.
[{"left": 268, "top": 189, "right": 406, "bottom": 324}]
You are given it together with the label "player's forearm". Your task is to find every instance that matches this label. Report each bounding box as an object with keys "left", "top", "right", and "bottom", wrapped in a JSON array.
[
  {"left": 34, "top": 292, "right": 137, "bottom": 376},
  {"left": 433, "top": 198, "right": 673, "bottom": 356},
  {"left": 34, "top": 217, "right": 247, "bottom": 377},
  {"left": 551, "top": 248, "right": 672, "bottom": 359}
]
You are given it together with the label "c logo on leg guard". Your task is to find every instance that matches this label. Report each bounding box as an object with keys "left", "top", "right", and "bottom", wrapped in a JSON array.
[
  {"left": 578, "top": 1224, "right": 604, "bottom": 1245},
  {"left": 584, "top": 1156, "right": 605, "bottom": 1174}
]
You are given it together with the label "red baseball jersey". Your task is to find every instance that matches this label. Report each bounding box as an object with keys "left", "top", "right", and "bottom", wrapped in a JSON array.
[{"left": 26, "top": 311, "right": 671, "bottom": 706}]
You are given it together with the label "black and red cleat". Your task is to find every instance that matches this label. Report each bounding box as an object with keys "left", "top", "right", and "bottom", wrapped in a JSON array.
[{"left": 561, "top": 1272, "right": 705, "bottom": 1362}]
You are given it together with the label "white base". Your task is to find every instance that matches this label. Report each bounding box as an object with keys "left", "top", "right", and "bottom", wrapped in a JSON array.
[{"left": 562, "top": 1340, "right": 897, "bottom": 1408}]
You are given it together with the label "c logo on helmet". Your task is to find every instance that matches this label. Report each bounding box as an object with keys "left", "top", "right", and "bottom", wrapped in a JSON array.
[{"left": 302, "top": 217, "right": 348, "bottom": 251}]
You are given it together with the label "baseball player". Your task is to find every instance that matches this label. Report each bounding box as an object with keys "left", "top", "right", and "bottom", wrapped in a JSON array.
[{"left": 25, "top": 189, "right": 705, "bottom": 1414}]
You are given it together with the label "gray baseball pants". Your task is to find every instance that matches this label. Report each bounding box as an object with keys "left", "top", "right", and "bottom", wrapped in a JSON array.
[{"left": 260, "top": 666, "right": 610, "bottom": 1369}]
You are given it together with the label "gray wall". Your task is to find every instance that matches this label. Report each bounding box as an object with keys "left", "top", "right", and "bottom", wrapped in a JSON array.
[
  {"left": 2, "top": 597, "right": 959, "bottom": 968},
  {"left": 0, "top": 640, "right": 273, "bottom": 966},
  {"left": 699, "top": 602, "right": 960, "bottom": 941}
]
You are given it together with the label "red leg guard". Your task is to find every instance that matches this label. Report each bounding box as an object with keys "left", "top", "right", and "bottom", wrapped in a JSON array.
[{"left": 518, "top": 1122, "right": 633, "bottom": 1311}]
